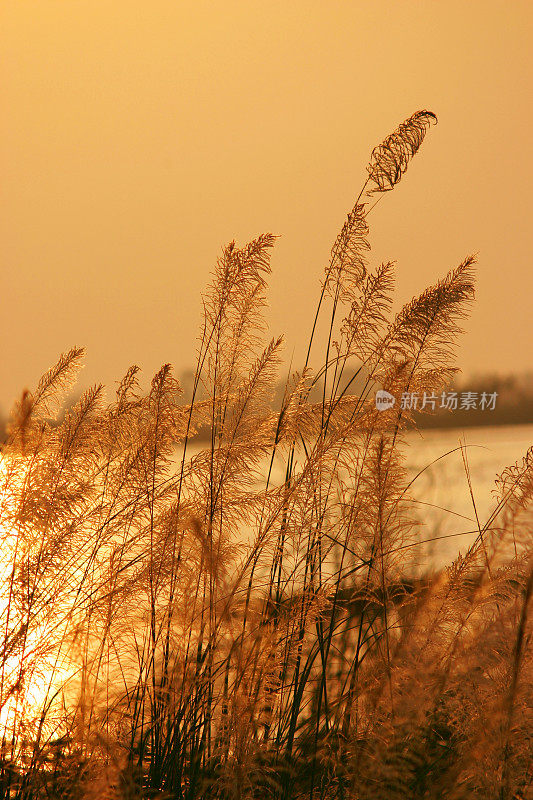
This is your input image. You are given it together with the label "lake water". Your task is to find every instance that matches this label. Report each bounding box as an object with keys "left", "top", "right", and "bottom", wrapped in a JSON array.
[
  {"left": 401, "top": 423, "right": 533, "bottom": 568},
  {"left": 183, "top": 423, "right": 533, "bottom": 573}
]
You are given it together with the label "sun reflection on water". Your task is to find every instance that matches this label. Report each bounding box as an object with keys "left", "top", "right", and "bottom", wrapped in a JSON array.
[{"left": 0, "top": 454, "right": 76, "bottom": 755}]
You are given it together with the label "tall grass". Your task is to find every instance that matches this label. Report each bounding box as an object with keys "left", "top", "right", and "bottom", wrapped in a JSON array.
[{"left": 0, "top": 110, "right": 531, "bottom": 799}]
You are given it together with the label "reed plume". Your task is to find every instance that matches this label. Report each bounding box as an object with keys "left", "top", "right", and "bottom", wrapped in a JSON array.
[{"left": 0, "top": 110, "right": 530, "bottom": 800}]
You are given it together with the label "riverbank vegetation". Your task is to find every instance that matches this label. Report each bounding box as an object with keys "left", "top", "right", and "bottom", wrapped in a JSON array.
[{"left": 1, "top": 111, "right": 531, "bottom": 799}]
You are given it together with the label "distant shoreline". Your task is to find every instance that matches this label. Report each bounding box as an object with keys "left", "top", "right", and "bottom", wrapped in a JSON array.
[{"left": 171, "top": 416, "right": 533, "bottom": 445}]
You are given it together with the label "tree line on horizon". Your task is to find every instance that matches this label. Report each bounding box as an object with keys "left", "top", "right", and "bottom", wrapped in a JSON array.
[{"left": 3, "top": 369, "right": 531, "bottom": 443}]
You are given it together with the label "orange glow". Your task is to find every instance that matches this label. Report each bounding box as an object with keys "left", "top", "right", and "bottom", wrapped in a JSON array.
[{"left": 1, "top": 1, "right": 532, "bottom": 413}]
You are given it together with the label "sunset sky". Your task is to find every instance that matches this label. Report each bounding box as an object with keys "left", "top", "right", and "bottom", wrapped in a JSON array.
[{"left": 2, "top": 1, "right": 532, "bottom": 410}]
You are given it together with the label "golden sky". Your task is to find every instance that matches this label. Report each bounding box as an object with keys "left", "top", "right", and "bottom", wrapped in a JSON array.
[{"left": 1, "top": 1, "right": 532, "bottom": 410}]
